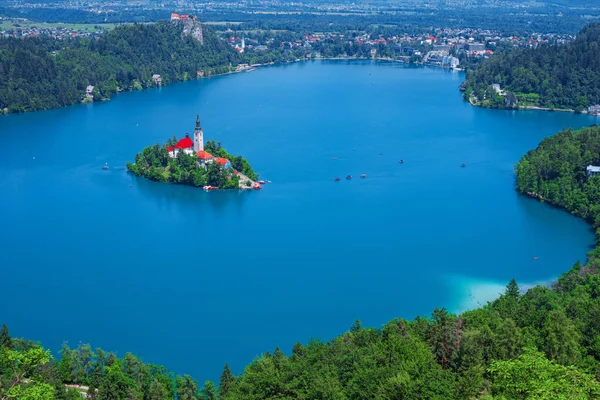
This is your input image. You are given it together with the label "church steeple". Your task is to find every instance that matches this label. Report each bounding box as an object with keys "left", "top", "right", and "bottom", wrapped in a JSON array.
[{"left": 193, "top": 114, "right": 204, "bottom": 153}]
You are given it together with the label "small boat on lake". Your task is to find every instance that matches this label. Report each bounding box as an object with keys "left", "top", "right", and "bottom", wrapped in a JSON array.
[
  {"left": 399, "top": 160, "right": 404, "bottom": 163},
  {"left": 258, "top": 180, "right": 266, "bottom": 185},
  {"left": 253, "top": 183, "right": 261, "bottom": 190},
  {"left": 103, "top": 163, "right": 109, "bottom": 170},
  {"left": 334, "top": 177, "right": 341, "bottom": 181},
  {"left": 346, "top": 175, "right": 352, "bottom": 180},
  {"left": 533, "top": 257, "right": 539, "bottom": 261},
  {"left": 360, "top": 174, "right": 367, "bottom": 178},
  {"left": 203, "top": 185, "right": 218, "bottom": 191},
  {"left": 461, "top": 163, "right": 467, "bottom": 168}
]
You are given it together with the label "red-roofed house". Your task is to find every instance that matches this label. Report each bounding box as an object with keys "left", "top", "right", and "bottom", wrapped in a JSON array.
[
  {"left": 197, "top": 150, "right": 214, "bottom": 164},
  {"left": 168, "top": 134, "right": 195, "bottom": 158},
  {"left": 215, "top": 157, "right": 231, "bottom": 168},
  {"left": 171, "top": 13, "right": 180, "bottom": 21}
]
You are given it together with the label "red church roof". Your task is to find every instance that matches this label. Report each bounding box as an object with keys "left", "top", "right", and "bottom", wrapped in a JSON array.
[
  {"left": 174, "top": 137, "right": 194, "bottom": 149},
  {"left": 197, "top": 150, "right": 214, "bottom": 159},
  {"left": 215, "top": 157, "right": 229, "bottom": 165}
]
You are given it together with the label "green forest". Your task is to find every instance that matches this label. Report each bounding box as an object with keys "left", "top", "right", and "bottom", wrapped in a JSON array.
[
  {"left": 463, "top": 23, "right": 600, "bottom": 111},
  {"left": 515, "top": 125, "right": 600, "bottom": 239},
  {"left": 0, "top": 21, "right": 240, "bottom": 113},
  {"left": 126, "top": 138, "right": 258, "bottom": 189}
]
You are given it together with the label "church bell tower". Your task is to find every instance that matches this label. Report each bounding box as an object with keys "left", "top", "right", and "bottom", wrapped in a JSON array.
[{"left": 193, "top": 114, "right": 204, "bottom": 152}]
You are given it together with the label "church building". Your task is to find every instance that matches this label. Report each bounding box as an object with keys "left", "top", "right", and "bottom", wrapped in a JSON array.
[
  {"left": 168, "top": 115, "right": 204, "bottom": 158},
  {"left": 167, "top": 115, "right": 232, "bottom": 168}
]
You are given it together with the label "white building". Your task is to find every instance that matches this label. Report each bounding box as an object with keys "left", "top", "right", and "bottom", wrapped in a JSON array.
[
  {"left": 587, "top": 165, "right": 600, "bottom": 177},
  {"left": 85, "top": 85, "right": 94, "bottom": 99},
  {"left": 442, "top": 56, "right": 459, "bottom": 68},
  {"left": 168, "top": 115, "right": 205, "bottom": 159}
]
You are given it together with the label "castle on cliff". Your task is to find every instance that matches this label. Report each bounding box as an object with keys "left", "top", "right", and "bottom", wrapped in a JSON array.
[{"left": 170, "top": 13, "right": 203, "bottom": 44}]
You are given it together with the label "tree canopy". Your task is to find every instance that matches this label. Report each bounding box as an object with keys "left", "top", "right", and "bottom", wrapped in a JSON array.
[
  {"left": 464, "top": 23, "right": 600, "bottom": 111},
  {"left": 0, "top": 21, "right": 239, "bottom": 113}
]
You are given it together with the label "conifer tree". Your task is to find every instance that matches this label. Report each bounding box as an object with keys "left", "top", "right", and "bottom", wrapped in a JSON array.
[
  {"left": 58, "top": 344, "right": 75, "bottom": 384},
  {"left": 506, "top": 279, "right": 520, "bottom": 298},
  {"left": 0, "top": 324, "right": 11, "bottom": 348},
  {"left": 218, "top": 363, "right": 234, "bottom": 398}
]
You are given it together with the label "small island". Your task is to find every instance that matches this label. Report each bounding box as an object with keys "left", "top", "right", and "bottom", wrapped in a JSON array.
[{"left": 126, "top": 115, "right": 260, "bottom": 190}]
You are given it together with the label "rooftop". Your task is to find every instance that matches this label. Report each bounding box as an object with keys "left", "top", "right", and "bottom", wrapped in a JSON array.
[{"left": 197, "top": 150, "right": 214, "bottom": 159}]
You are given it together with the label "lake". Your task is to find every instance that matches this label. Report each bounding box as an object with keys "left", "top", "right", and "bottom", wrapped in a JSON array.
[{"left": 0, "top": 60, "right": 596, "bottom": 381}]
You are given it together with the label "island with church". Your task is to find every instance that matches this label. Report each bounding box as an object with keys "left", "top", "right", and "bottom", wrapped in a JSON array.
[{"left": 126, "top": 116, "right": 261, "bottom": 190}]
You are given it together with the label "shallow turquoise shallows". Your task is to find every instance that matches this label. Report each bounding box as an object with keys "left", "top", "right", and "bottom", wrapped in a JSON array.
[{"left": 0, "top": 60, "right": 597, "bottom": 381}]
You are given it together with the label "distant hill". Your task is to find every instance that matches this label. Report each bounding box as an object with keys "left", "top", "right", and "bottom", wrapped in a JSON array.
[
  {"left": 463, "top": 23, "right": 600, "bottom": 111},
  {"left": 0, "top": 21, "right": 240, "bottom": 114}
]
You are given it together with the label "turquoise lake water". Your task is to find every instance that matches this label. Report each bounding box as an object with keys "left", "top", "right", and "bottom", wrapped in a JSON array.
[{"left": 0, "top": 60, "right": 597, "bottom": 381}]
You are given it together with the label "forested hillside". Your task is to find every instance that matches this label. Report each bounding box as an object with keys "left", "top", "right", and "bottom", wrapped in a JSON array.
[
  {"left": 0, "top": 21, "right": 239, "bottom": 113},
  {"left": 516, "top": 125, "right": 600, "bottom": 235},
  {"left": 463, "top": 23, "right": 600, "bottom": 111}
]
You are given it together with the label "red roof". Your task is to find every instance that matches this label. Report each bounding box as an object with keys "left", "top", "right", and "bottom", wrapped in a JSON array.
[
  {"left": 197, "top": 150, "right": 214, "bottom": 159},
  {"left": 168, "top": 146, "right": 174, "bottom": 151},
  {"left": 174, "top": 137, "right": 193, "bottom": 149},
  {"left": 215, "top": 157, "right": 229, "bottom": 165}
]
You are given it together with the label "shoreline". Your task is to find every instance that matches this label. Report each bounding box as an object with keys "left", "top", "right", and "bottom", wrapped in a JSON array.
[
  {"left": 1, "top": 56, "right": 461, "bottom": 116},
  {"left": 466, "top": 93, "right": 598, "bottom": 115}
]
